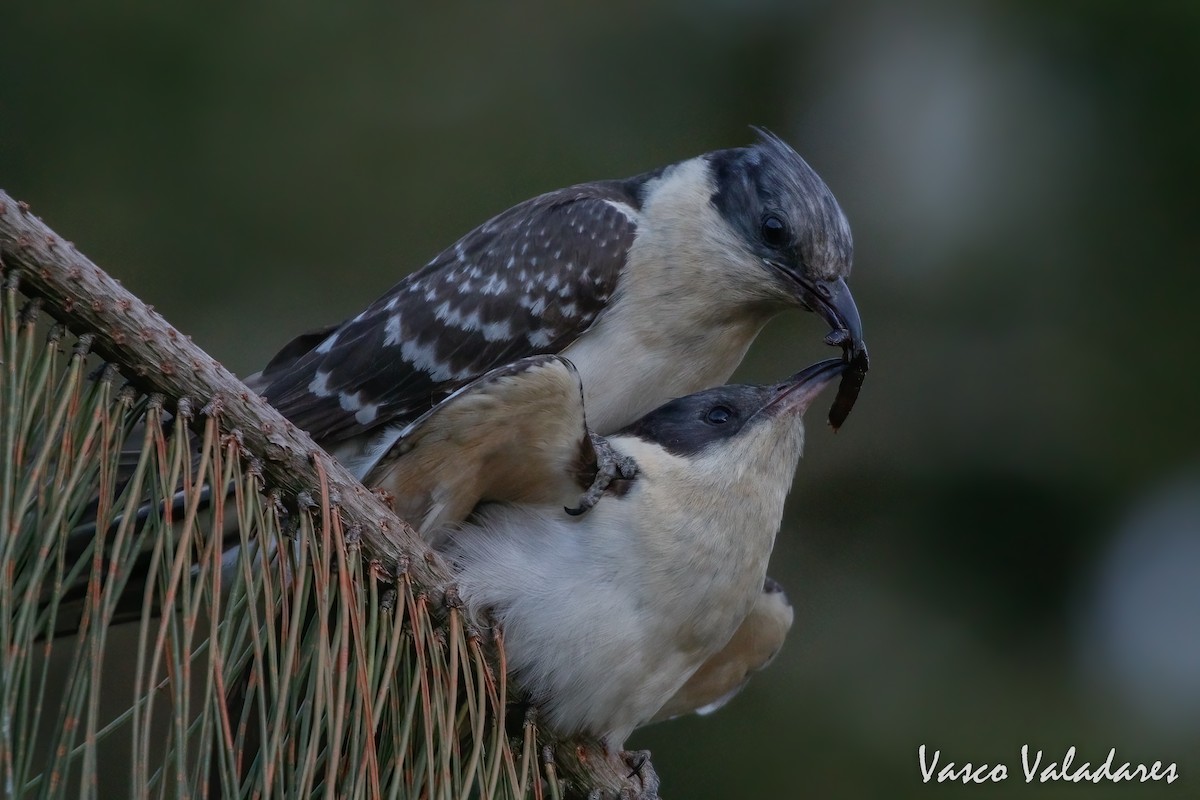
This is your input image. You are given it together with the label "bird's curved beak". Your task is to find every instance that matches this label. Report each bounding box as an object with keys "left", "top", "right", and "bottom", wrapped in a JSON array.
[
  {"left": 802, "top": 276, "right": 869, "bottom": 430},
  {"left": 765, "top": 259, "right": 867, "bottom": 361},
  {"left": 763, "top": 358, "right": 847, "bottom": 417},
  {"left": 769, "top": 264, "right": 870, "bottom": 430},
  {"left": 797, "top": 276, "right": 868, "bottom": 367}
]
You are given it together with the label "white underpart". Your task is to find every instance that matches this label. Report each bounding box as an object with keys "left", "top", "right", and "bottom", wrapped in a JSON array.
[{"left": 444, "top": 425, "right": 805, "bottom": 747}]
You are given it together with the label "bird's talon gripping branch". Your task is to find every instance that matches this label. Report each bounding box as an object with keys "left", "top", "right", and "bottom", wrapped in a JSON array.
[
  {"left": 623, "top": 750, "right": 649, "bottom": 780},
  {"left": 566, "top": 432, "right": 639, "bottom": 516},
  {"left": 620, "top": 750, "right": 659, "bottom": 797}
]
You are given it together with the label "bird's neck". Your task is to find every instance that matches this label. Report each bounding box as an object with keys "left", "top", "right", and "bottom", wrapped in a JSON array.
[
  {"left": 559, "top": 158, "right": 788, "bottom": 433},
  {"left": 562, "top": 318, "right": 764, "bottom": 435}
]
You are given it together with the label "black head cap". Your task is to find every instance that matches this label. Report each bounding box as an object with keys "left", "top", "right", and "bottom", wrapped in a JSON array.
[
  {"left": 618, "top": 359, "right": 846, "bottom": 458},
  {"left": 708, "top": 128, "right": 854, "bottom": 282},
  {"left": 617, "top": 383, "right": 780, "bottom": 458}
]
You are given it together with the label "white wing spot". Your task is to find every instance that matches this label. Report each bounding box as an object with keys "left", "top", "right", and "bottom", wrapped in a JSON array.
[
  {"left": 384, "top": 313, "right": 403, "bottom": 346},
  {"left": 482, "top": 274, "right": 508, "bottom": 295},
  {"left": 481, "top": 320, "right": 512, "bottom": 341},
  {"left": 308, "top": 371, "right": 334, "bottom": 398},
  {"left": 603, "top": 199, "right": 640, "bottom": 223},
  {"left": 355, "top": 402, "right": 379, "bottom": 425},
  {"left": 400, "top": 337, "right": 457, "bottom": 382},
  {"left": 315, "top": 333, "right": 339, "bottom": 354},
  {"left": 433, "top": 301, "right": 513, "bottom": 342}
]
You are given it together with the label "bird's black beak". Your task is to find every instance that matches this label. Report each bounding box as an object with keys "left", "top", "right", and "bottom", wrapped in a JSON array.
[
  {"left": 776, "top": 269, "right": 869, "bottom": 431},
  {"left": 801, "top": 277, "right": 867, "bottom": 365},
  {"left": 764, "top": 358, "right": 847, "bottom": 417}
]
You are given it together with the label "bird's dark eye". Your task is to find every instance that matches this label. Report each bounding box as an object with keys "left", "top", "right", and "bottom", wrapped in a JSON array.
[
  {"left": 761, "top": 214, "right": 788, "bottom": 247},
  {"left": 705, "top": 406, "right": 733, "bottom": 425}
]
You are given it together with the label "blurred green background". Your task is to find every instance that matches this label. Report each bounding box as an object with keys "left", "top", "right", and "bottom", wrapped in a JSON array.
[{"left": 3, "top": 1, "right": 1198, "bottom": 796}]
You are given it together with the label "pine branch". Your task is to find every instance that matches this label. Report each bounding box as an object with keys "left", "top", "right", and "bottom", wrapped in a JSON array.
[
  {"left": 0, "top": 189, "right": 444, "bottom": 589},
  {"left": 0, "top": 187, "right": 659, "bottom": 800}
]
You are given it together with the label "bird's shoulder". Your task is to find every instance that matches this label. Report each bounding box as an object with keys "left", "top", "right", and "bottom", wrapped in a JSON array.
[{"left": 252, "top": 180, "right": 647, "bottom": 445}]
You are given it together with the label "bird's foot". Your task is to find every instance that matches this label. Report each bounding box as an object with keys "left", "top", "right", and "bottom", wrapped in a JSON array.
[
  {"left": 566, "top": 432, "right": 638, "bottom": 516},
  {"left": 618, "top": 750, "right": 659, "bottom": 799}
]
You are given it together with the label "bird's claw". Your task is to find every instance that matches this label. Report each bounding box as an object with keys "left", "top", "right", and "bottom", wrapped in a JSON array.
[
  {"left": 619, "top": 750, "right": 659, "bottom": 799},
  {"left": 565, "top": 432, "right": 638, "bottom": 516}
]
